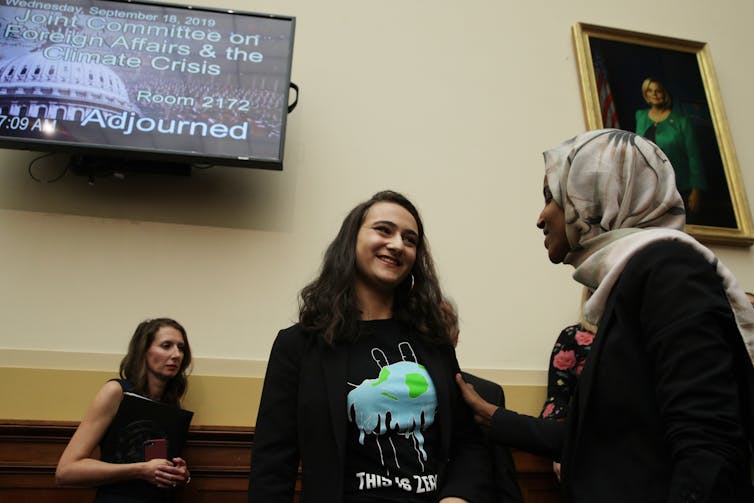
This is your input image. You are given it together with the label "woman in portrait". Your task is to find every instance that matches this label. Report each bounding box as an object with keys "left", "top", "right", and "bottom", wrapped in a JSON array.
[
  {"left": 248, "top": 190, "right": 491, "bottom": 503},
  {"left": 457, "top": 129, "right": 754, "bottom": 502},
  {"left": 56, "top": 318, "right": 192, "bottom": 502},
  {"left": 635, "top": 77, "right": 706, "bottom": 220}
]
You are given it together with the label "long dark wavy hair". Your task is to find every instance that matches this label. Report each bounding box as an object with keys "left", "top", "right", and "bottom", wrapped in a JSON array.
[
  {"left": 299, "top": 190, "right": 449, "bottom": 346},
  {"left": 119, "top": 318, "right": 192, "bottom": 405}
]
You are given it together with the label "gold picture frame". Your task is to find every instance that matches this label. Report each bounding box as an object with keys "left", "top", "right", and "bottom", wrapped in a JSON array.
[{"left": 572, "top": 22, "right": 753, "bottom": 246}]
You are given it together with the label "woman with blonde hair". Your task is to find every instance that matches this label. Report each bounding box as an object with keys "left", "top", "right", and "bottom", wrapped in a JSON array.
[{"left": 635, "top": 77, "right": 706, "bottom": 219}]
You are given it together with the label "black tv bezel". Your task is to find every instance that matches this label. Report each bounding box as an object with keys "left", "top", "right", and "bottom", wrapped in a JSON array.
[{"left": 0, "top": 0, "right": 296, "bottom": 170}]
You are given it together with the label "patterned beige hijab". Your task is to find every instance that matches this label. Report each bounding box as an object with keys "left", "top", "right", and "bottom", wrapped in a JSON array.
[{"left": 544, "top": 129, "right": 754, "bottom": 360}]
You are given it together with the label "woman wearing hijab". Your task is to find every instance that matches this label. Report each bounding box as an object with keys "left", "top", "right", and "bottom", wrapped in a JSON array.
[{"left": 457, "top": 129, "right": 754, "bottom": 502}]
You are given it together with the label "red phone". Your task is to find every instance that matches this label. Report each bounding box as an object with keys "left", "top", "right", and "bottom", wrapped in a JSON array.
[{"left": 144, "top": 438, "right": 168, "bottom": 460}]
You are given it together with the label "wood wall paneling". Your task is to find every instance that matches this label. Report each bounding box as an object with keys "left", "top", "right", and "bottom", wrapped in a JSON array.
[{"left": 0, "top": 421, "right": 560, "bottom": 502}]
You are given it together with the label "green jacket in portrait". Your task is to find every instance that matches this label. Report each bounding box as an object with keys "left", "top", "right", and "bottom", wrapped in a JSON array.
[{"left": 635, "top": 109, "right": 706, "bottom": 192}]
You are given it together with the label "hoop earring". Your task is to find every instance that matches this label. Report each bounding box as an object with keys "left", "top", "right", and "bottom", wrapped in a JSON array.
[{"left": 410, "top": 274, "right": 415, "bottom": 292}]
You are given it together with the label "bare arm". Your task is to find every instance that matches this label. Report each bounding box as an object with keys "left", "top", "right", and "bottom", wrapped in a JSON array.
[{"left": 55, "top": 381, "right": 182, "bottom": 488}]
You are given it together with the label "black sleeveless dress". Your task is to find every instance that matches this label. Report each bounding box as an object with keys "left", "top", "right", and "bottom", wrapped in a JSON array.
[{"left": 92, "top": 379, "right": 173, "bottom": 503}]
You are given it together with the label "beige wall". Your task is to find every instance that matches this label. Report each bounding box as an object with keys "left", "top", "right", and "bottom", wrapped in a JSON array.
[
  {"left": 1, "top": 0, "right": 753, "bottom": 424},
  {"left": 0, "top": 368, "right": 546, "bottom": 425}
]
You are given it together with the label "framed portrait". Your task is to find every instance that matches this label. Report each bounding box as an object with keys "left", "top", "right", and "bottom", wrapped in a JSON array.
[{"left": 572, "top": 23, "right": 754, "bottom": 246}]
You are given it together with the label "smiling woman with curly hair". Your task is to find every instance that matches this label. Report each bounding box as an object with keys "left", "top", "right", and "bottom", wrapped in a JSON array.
[{"left": 249, "top": 190, "right": 492, "bottom": 503}]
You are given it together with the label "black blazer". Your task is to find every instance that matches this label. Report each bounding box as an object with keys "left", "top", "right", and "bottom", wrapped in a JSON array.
[
  {"left": 248, "top": 323, "right": 492, "bottom": 503},
  {"left": 462, "top": 372, "right": 524, "bottom": 503},
  {"left": 490, "top": 241, "right": 754, "bottom": 503}
]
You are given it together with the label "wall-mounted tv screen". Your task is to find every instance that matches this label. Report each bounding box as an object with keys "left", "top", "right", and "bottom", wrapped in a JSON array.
[{"left": 0, "top": 0, "right": 295, "bottom": 169}]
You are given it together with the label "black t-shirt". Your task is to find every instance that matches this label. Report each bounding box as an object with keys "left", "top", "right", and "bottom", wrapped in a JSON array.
[{"left": 343, "top": 319, "right": 439, "bottom": 502}]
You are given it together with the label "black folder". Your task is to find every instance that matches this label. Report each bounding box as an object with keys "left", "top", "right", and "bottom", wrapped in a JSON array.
[{"left": 101, "top": 392, "right": 194, "bottom": 463}]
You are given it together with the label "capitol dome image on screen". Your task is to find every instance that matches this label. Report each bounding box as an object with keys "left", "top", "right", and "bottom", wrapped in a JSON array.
[{"left": 0, "top": 48, "right": 138, "bottom": 121}]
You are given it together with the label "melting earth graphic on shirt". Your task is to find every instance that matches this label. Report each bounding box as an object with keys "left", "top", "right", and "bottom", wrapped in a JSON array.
[{"left": 347, "top": 341, "right": 437, "bottom": 469}]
